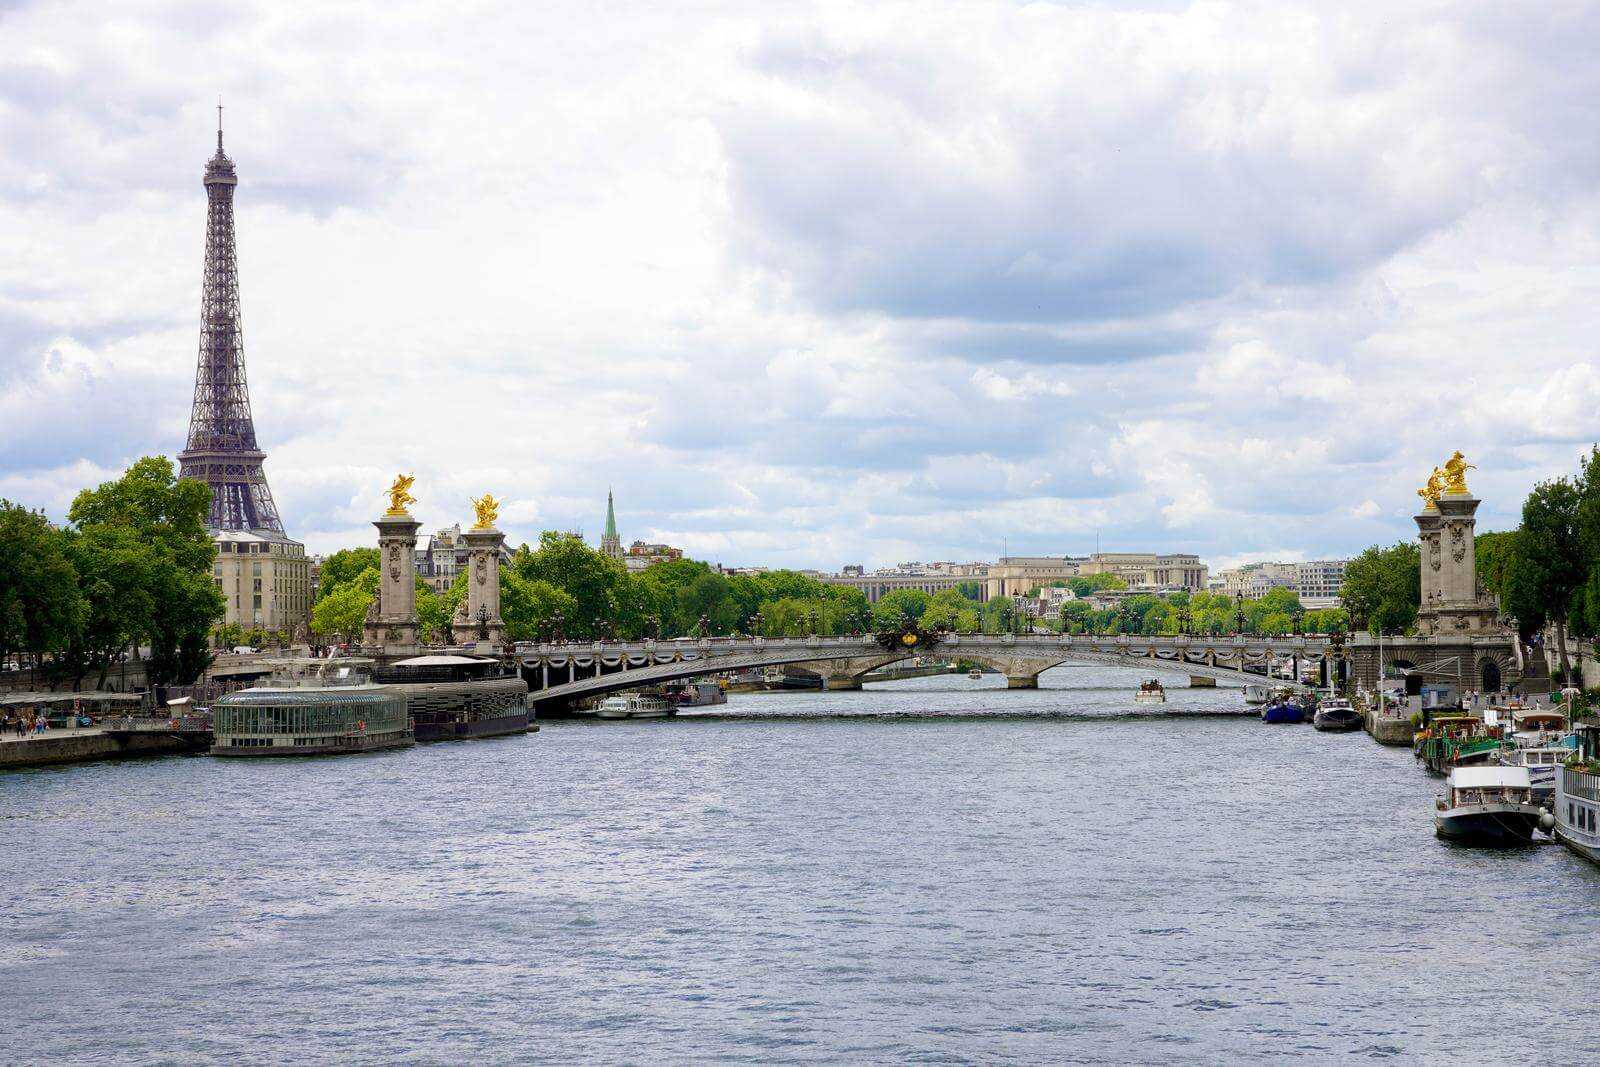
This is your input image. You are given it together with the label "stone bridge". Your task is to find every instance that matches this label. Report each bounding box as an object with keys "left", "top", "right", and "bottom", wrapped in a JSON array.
[{"left": 515, "top": 633, "right": 1337, "bottom": 708}]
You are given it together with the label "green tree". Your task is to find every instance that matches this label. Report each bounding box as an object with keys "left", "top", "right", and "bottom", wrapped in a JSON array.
[
  {"left": 1341, "top": 542, "right": 1420, "bottom": 635},
  {"left": 67, "top": 457, "right": 223, "bottom": 685},
  {"left": 872, "top": 589, "right": 930, "bottom": 630},
  {"left": 311, "top": 566, "right": 379, "bottom": 642},
  {"left": 316, "top": 547, "right": 379, "bottom": 601},
  {"left": 921, "top": 589, "right": 971, "bottom": 631},
  {"left": 513, "top": 532, "right": 631, "bottom": 638},
  {"left": 1068, "top": 573, "right": 1127, "bottom": 598},
  {"left": 0, "top": 501, "right": 84, "bottom": 671},
  {"left": 1514, "top": 476, "right": 1585, "bottom": 678}
]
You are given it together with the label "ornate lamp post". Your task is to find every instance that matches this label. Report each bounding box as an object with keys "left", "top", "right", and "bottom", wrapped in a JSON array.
[
  {"left": 1234, "top": 593, "right": 1247, "bottom": 637},
  {"left": 1292, "top": 607, "right": 1305, "bottom": 636},
  {"left": 1176, "top": 605, "right": 1192, "bottom": 637},
  {"left": 551, "top": 611, "right": 565, "bottom": 644},
  {"left": 697, "top": 613, "right": 710, "bottom": 639},
  {"left": 751, "top": 609, "right": 764, "bottom": 638}
]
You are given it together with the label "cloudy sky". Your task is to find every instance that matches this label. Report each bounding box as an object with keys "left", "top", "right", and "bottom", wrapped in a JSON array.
[{"left": 3, "top": 1, "right": 1598, "bottom": 571}]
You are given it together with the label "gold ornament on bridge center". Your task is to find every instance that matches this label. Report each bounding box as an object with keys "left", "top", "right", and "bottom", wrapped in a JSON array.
[
  {"left": 1442, "top": 450, "right": 1475, "bottom": 495},
  {"left": 471, "top": 493, "right": 501, "bottom": 531},
  {"left": 902, "top": 632, "right": 918, "bottom": 646},
  {"left": 385, "top": 473, "right": 417, "bottom": 516}
]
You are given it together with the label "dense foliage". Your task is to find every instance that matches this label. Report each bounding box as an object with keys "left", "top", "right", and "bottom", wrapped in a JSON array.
[{"left": 0, "top": 457, "right": 225, "bottom": 687}]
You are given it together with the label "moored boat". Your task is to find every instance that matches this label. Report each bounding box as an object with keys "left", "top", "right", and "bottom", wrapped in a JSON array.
[
  {"left": 1415, "top": 714, "right": 1500, "bottom": 775},
  {"left": 968, "top": 668, "right": 983, "bottom": 680},
  {"left": 1243, "top": 682, "right": 1272, "bottom": 706},
  {"left": 1434, "top": 765, "right": 1545, "bottom": 846},
  {"left": 373, "top": 654, "right": 530, "bottom": 742},
  {"left": 1313, "top": 697, "right": 1362, "bottom": 732},
  {"left": 1552, "top": 717, "right": 1600, "bottom": 866},
  {"left": 1498, "top": 709, "right": 1572, "bottom": 800},
  {"left": 1261, "top": 696, "right": 1305, "bottom": 724},
  {"left": 664, "top": 680, "right": 727, "bottom": 707},
  {"left": 211, "top": 659, "right": 413, "bottom": 757},
  {"left": 1134, "top": 679, "right": 1166, "bottom": 704},
  {"left": 595, "top": 693, "right": 675, "bottom": 719}
]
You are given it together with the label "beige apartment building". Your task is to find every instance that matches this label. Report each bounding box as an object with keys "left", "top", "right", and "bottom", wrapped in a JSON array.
[
  {"left": 985, "top": 553, "right": 1209, "bottom": 599},
  {"left": 213, "top": 529, "right": 312, "bottom": 635}
]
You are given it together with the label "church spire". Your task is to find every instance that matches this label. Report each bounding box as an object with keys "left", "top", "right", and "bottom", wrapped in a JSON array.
[{"left": 601, "top": 489, "right": 622, "bottom": 559}]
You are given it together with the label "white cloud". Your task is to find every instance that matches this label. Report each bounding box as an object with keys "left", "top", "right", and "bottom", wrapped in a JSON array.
[{"left": 2, "top": 0, "right": 1598, "bottom": 569}]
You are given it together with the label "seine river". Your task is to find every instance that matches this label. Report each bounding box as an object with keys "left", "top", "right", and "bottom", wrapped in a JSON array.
[{"left": 6, "top": 666, "right": 1600, "bottom": 1064}]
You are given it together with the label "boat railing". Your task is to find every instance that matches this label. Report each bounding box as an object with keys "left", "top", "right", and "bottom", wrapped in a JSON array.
[{"left": 1562, "top": 766, "right": 1600, "bottom": 803}]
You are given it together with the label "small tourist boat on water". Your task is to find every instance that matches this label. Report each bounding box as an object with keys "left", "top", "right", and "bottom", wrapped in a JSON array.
[
  {"left": 1243, "top": 682, "right": 1273, "bottom": 706},
  {"left": 595, "top": 693, "right": 675, "bottom": 719},
  {"left": 1552, "top": 717, "right": 1600, "bottom": 867},
  {"left": 1134, "top": 679, "right": 1166, "bottom": 704},
  {"left": 968, "top": 668, "right": 983, "bottom": 680},
  {"left": 1313, "top": 697, "right": 1362, "bottom": 732},
  {"left": 1434, "top": 765, "right": 1546, "bottom": 846}
]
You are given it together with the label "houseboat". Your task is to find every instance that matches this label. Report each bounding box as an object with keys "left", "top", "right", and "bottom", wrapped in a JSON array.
[
  {"left": 1552, "top": 717, "right": 1600, "bottom": 867},
  {"left": 1415, "top": 714, "right": 1500, "bottom": 776},
  {"left": 1134, "top": 679, "right": 1167, "bottom": 704},
  {"left": 1434, "top": 765, "right": 1546, "bottom": 846},
  {"left": 211, "top": 659, "right": 413, "bottom": 757}
]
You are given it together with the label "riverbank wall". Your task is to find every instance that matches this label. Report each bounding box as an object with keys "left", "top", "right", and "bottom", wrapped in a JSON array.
[
  {"left": 1364, "top": 711, "right": 1414, "bottom": 746},
  {"left": 0, "top": 730, "right": 189, "bottom": 770}
]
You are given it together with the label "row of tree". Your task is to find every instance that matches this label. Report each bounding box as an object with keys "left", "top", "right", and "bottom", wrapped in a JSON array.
[
  {"left": 0, "top": 458, "right": 224, "bottom": 687},
  {"left": 307, "top": 533, "right": 1349, "bottom": 644}
]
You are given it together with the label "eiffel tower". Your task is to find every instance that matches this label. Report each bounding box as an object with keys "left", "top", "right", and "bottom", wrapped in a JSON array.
[{"left": 176, "top": 109, "right": 285, "bottom": 534}]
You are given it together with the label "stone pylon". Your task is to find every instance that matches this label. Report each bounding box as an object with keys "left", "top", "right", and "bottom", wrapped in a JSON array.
[
  {"left": 364, "top": 510, "right": 422, "bottom": 651},
  {"left": 452, "top": 526, "right": 505, "bottom": 647},
  {"left": 1415, "top": 489, "right": 1498, "bottom": 636}
]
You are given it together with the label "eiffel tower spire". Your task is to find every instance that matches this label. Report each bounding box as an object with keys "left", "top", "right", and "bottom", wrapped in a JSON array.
[{"left": 177, "top": 112, "right": 285, "bottom": 534}]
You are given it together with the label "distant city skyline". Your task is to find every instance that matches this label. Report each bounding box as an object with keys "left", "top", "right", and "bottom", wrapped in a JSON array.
[{"left": 4, "top": 3, "right": 1596, "bottom": 570}]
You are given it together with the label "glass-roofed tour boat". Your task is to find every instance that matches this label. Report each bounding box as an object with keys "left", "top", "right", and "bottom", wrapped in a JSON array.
[{"left": 211, "top": 659, "right": 414, "bottom": 757}]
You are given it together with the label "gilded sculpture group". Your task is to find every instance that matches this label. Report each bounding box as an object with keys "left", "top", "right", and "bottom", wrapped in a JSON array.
[
  {"left": 1417, "top": 451, "right": 1474, "bottom": 510},
  {"left": 385, "top": 473, "right": 500, "bottom": 530}
]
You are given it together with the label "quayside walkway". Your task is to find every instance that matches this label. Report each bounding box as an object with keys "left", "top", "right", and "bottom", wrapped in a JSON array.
[{"left": 0, "top": 718, "right": 212, "bottom": 769}]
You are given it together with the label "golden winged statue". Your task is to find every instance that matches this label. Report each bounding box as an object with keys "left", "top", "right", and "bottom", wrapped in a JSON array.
[
  {"left": 1417, "top": 466, "right": 1448, "bottom": 510},
  {"left": 471, "top": 493, "right": 501, "bottom": 531},
  {"left": 1442, "top": 450, "right": 1475, "bottom": 495},
  {"left": 385, "top": 473, "right": 417, "bottom": 516}
]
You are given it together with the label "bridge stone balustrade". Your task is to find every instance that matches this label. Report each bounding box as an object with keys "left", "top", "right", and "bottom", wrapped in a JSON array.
[{"left": 514, "top": 633, "right": 1338, "bottom": 708}]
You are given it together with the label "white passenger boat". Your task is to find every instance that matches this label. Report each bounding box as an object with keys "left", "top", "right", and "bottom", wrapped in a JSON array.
[
  {"left": 968, "top": 668, "right": 983, "bottom": 680},
  {"left": 594, "top": 693, "right": 675, "bottom": 720},
  {"left": 1433, "top": 766, "right": 1545, "bottom": 846},
  {"left": 1134, "top": 679, "right": 1166, "bottom": 704},
  {"left": 1552, "top": 717, "right": 1600, "bottom": 867},
  {"left": 1243, "top": 682, "right": 1272, "bottom": 706}
]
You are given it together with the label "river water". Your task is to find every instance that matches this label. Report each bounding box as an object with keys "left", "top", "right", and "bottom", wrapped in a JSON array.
[{"left": 5, "top": 665, "right": 1600, "bottom": 1064}]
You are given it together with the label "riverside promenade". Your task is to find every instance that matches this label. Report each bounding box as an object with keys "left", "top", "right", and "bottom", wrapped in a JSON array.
[{"left": 0, "top": 719, "right": 207, "bottom": 769}]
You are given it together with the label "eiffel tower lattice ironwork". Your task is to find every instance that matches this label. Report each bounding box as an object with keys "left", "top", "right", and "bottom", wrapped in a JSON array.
[{"left": 177, "top": 111, "right": 284, "bottom": 534}]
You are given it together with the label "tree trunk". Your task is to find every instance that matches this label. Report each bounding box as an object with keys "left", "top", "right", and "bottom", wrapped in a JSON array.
[{"left": 1557, "top": 617, "right": 1572, "bottom": 685}]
